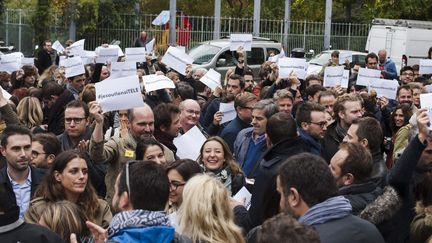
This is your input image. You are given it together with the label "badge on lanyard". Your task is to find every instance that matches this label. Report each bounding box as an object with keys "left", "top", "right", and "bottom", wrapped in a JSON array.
[{"left": 124, "top": 150, "right": 135, "bottom": 158}]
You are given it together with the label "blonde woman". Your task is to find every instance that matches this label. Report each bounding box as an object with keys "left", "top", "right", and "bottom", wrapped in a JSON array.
[
  {"left": 39, "top": 200, "right": 91, "bottom": 243},
  {"left": 16, "top": 96, "right": 46, "bottom": 133},
  {"left": 177, "top": 174, "right": 245, "bottom": 243}
]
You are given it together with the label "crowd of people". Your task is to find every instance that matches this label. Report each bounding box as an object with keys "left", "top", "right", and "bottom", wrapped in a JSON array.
[{"left": 1, "top": 33, "right": 432, "bottom": 243}]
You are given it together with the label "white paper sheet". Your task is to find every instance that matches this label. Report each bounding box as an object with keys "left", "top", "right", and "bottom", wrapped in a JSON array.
[
  {"left": 278, "top": 57, "right": 307, "bottom": 79},
  {"left": 0, "top": 54, "right": 21, "bottom": 73},
  {"left": 230, "top": 34, "right": 252, "bottom": 51},
  {"left": 420, "top": 93, "right": 432, "bottom": 130},
  {"left": 369, "top": 78, "right": 399, "bottom": 99},
  {"left": 233, "top": 186, "right": 252, "bottom": 210},
  {"left": 357, "top": 68, "right": 381, "bottom": 86},
  {"left": 125, "top": 47, "right": 147, "bottom": 62},
  {"left": 21, "top": 57, "right": 34, "bottom": 66},
  {"left": 219, "top": 102, "right": 236, "bottom": 124},
  {"left": 81, "top": 50, "right": 96, "bottom": 65},
  {"left": 341, "top": 70, "right": 350, "bottom": 88},
  {"left": 173, "top": 126, "right": 207, "bottom": 160},
  {"left": 199, "top": 68, "right": 221, "bottom": 91},
  {"left": 419, "top": 59, "right": 432, "bottom": 75},
  {"left": 64, "top": 56, "right": 85, "bottom": 78},
  {"left": 69, "top": 39, "right": 85, "bottom": 57},
  {"left": 95, "top": 47, "right": 119, "bottom": 64},
  {"left": 52, "top": 40, "right": 65, "bottom": 53},
  {"left": 1, "top": 86, "right": 12, "bottom": 100},
  {"left": 161, "top": 46, "right": 194, "bottom": 75},
  {"left": 110, "top": 61, "right": 137, "bottom": 79},
  {"left": 323, "top": 66, "right": 344, "bottom": 87},
  {"left": 95, "top": 75, "right": 144, "bottom": 113},
  {"left": 338, "top": 52, "right": 352, "bottom": 65},
  {"left": 143, "top": 74, "right": 176, "bottom": 92},
  {"left": 146, "top": 38, "right": 155, "bottom": 54}
]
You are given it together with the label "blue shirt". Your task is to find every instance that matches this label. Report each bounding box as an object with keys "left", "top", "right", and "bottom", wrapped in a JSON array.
[{"left": 8, "top": 168, "right": 32, "bottom": 219}]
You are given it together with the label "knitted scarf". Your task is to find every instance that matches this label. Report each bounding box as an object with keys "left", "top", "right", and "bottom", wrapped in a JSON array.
[
  {"left": 299, "top": 196, "right": 352, "bottom": 225},
  {"left": 201, "top": 164, "right": 233, "bottom": 194}
]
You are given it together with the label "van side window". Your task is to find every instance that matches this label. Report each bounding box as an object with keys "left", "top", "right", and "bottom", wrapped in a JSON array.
[
  {"left": 217, "top": 50, "right": 236, "bottom": 67},
  {"left": 267, "top": 48, "right": 281, "bottom": 57},
  {"left": 247, "top": 48, "right": 264, "bottom": 65}
]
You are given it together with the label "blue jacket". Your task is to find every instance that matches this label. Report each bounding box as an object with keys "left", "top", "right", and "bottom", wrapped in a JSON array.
[
  {"left": 233, "top": 127, "right": 266, "bottom": 178},
  {"left": 381, "top": 59, "right": 398, "bottom": 80},
  {"left": 110, "top": 226, "right": 175, "bottom": 243},
  {"left": 220, "top": 116, "right": 252, "bottom": 153},
  {"left": 298, "top": 127, "right": 321, "bottom": 155}
]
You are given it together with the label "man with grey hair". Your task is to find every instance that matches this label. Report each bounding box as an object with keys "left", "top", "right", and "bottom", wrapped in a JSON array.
[
  {"left": 179, "top": 99, "right": 208, "bottom": 137},
  {"left": 233, "top": 99, "right": 278, "bottom": 178},
  {"left": 378, "top": 49, "right": 397, "bottom": 80}
]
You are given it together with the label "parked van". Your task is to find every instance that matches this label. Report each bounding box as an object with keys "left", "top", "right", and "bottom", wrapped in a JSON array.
[
  {"left": 188, "top": 37, "right": 282, "bottom": 81},
  {"left": 365, "top": 18, "right": 432, "bottom": 72}
]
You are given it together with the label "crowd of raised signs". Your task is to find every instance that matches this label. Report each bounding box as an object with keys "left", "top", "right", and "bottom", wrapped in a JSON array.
[{"left": 1, "top": 32, "right": 432, "bottom": 243}]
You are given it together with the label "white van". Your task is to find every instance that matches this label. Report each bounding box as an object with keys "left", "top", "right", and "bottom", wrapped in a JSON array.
[{"left": 365, "top": 18, "right": 432, "bottom": 72}]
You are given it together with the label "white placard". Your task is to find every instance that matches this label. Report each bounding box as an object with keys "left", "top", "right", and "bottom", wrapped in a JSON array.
[
  {"left": 64, "top": 56, "right": 85, "bottom": 78},
  {"left": 420, "top": 93, "right": 432, "bottom": 130},
  {"left": 268, "top": 55, "right": 278, "bottom": 63},
  {"left": 341, "top": 70, "right": 350, "bottom": 88},
  {"left": 419, "top": 59, "right": 432, "bottom": 75},
  {"left": 219, "top": 102, "right": 236, "bottom": 124},
  {"left": 143, "top": 74, "right": 175, "bottom": 92},
  {"left": 125, "top": 47, "right": 147, "bottom": 62},
  {"left": 81, "top": 50, "right": 96, "bottom": 65},
  {"left": 110, "top": 61, "right": 137, "bottom": 79},
  {"left": 199, "top": 68, "right": 221, "bottom": 91},
  {"left": 233, "top": 186, "right": 252, "bottom": 210},
  {"left": 338, "top": 52, "right": 352, "bottom": 65},
  {"left": 95, "top": 48, "right": 119, "bottom": 64},
  {"left": 357, "top": 68, "right": 381, "bottom": 86},
  {"left": 176, "top": 46, "right": 186, "bottom": 53},
  {"left": 59, "top": 56, "right": 67, "bottom": 67},
  {"left": 95, "top": 75, "right": 144, "bottom": 113},
  {"left": 0, "top": 54, "right": 21, "bottom": 73},
  {"left": 278, "top": 57, "right": 307, "bottom": 79},
  {"left": 230, "top": 34, "right": 252, "bottom": 51},
  {"left": 52, "top": 40, "right": 65, "bottom": 53},
  {"left": 323, "top": 66, "right": 344, "bottom": 87},
  {"left": 161, "top": 46, "right": 194, "bottom": 76},
  {"left": 369, "top": 78, "right": 399, "bottom": 100},
  {"left": 69, "top": 39, "right": 85, "bottom": 57},
  {"left": 0, "top": 86, "right": 12, "bottom": 100},
  {"left": 146, "top": 38, "right": 155, "bottom": 54},
  {"left": 173, "top": 126, "right": 207, "bottom": 160},
  {"left": 21, "top": 57, "right": 34, "bottom": 66}
]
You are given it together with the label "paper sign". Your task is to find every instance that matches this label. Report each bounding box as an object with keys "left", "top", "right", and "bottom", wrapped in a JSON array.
[
  {"left": 1, "top": 86, "right": 12, "bottom": 100},
  {"left": 143, "top": 74, "right": 175, "bottom": 92},
  {"left": 357, "top": 68, "right": 381, "bottom": 86},
  {"left": 21, "top": 57, "right": 34, "bottom": 66},
  {"left": 96, "top": 48, "right": 119, "bottom": 64},
  {"left": 110, "top": 61, "right": 137, "bottom": 79},
  {"left": 369, "top": 78, "right": 399, "bottom": 99},
  {"left": 96, "top": 75, "right": 145, "bottom": 113},
  {"left": 278, "top": 57, "right": 307, "bottom": 79},
  {"left": 219, "top": 102, "right": 236, "bottom": 124},
  {"left": 81, "top": 51, "right": 96, "bottom": 65},
  {"left": 176, "top": 46, "right": 186, "bottom": 53},
  {"left": 161, "top": 46, "right": 194, "bottom": 75},
  {"left": 64, "top": 56, "right": 85, "bottom": 78},
  {"left": 59, "top": 56, "right": 67, "bottom": 67},
  {"left": 339, "top": 52, "right": 352, "bottom": 65},
  {"left": 125, "top": 47, "right": 147, "bottom": 62},
  {"left": 52, "top": 40, "right": 65, "bottom": 53},
  {"left": 173, "top": 126, "right": 207, "bottom": 160},
  {"left": 419, "top": 59, "right": 432, "bottom": 75},
  {"left": 146, "top": 38, "right": 155, "bottom": 54},
  {"left": 233, "top": 186, "right": 252, "bottom": 210},
  {"left": 199, "top": 68, "right": 221, "bottom": 91},
  {"left": 69, "top": 39, "right": 85, "bottom": 57},
  {"left": 0, "top": 54, "right": 21, "bottom": 73},
  {"left": 268, "top": 55, "right": 278, "bottom": 63},
  {"left": 230, "top": 34, "right": 252, "bottom": 51},
  {"left": 420, "top": 93, "right": 432, "bottom": 130},
  {"left": 323, "top": 66, "right": 344, "bottom": 87},
  {"left": 341, "top": 70, "right": 349, "bottom": 88}
]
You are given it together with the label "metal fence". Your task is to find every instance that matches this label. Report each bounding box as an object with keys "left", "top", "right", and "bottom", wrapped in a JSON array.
[{"left": 1, "top": 9, "right": 371, "bottom": 57}]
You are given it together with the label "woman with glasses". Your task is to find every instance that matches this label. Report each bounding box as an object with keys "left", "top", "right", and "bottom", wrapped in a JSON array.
[
  {"left": 135, "top": 137, "right": 168, "bottom": 165},
  {"left": 197, "top": 136, "right": 245, "bottom": 196},
  {"left": 177, "top": 174, "right": 245, "bottom": 243},
  {"left": 25, "top": 150, "right": 112, "bottom": 228},
  {"left": 166, "top": 159, "right": 201, "bottom": 215}
]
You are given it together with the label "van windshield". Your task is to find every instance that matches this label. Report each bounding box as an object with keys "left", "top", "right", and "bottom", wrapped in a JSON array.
[{"left": 188, "top": 44, "right": 221, "bottom": 65}]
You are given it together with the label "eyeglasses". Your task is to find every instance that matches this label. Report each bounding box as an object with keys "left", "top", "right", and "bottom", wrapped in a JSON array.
[
  {"left": 169, "top": 181, "right": 186, "bottom": 190},
  {"left": 186, "top": 109, "right": 200, "bottom": 116},
  {"left": 241, "top": 106, "right": 254, "bottom": 110},
  {"left": 31, "top": 151, "right": 46, "bottom": 157},
  {"left": 65, "top": 117, "right": 86, "bottom": 124},
  {"left": 309, "top": 121, "right": 327, "bottom": 128},
  {"left": 401, "top": 72, "right": 414, "bottom": 76}
]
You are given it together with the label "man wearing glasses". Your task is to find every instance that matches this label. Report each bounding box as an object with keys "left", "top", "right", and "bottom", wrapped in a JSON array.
[
  {"left": 296, "top": 102, "right": 328, "bottom": 155},
  {"left": 178, "top": 99, "right": 208, "bottom": 137},
  {"left": 399, "top": 66, "right": 415, "bottom": 85}
]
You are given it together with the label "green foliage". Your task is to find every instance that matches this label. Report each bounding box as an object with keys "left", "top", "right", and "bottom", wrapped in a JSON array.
[{"left": 33, "top": 0, "right": 51, "bottom": 45}]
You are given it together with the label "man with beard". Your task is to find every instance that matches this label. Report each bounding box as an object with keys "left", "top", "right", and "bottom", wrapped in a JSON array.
[
  {"left": 396, "top": 85, "right": 417, "bottom": 114},
  {"left": 89, "top": 102, "right": 175, "bottom": 204},
  {"left": 243, "top": 69, "right": 255, "bottom": 93},
  {"left": 296, "top": 102, "right": 327, "bottom": 155},
  {"left": 0, "top": 125, "right": 45, "bottom": 219},
  {"left": 276, "top": 153, "right": 384, "bottom": 243}
]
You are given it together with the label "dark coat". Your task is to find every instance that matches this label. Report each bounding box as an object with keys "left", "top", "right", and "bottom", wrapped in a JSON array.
[
  {"left": 321, "top": 121, "right": 345, "bottom": 163},
  {"left": 314, "top": 214, "right": 384, "bottom": 243},
  {"left": 36, "top": 50, "right": 53, "bottom": 75},
  {"left": 220, "top": 116, "right": 252, "bottom": 153},
  {"left": 47, "top": 89, "right": 75, "bottom": 135},
  {"left": 0, "top": 219, "right": 65, "bottom": 243},
  {"left": 339, "top": 180, "right": 383, "bottom": 215}
]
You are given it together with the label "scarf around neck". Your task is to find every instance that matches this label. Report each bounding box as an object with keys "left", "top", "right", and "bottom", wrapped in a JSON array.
[
  {"left": 299, "top": 196, "right": 352, "bottom": 225},
  {"left": 201, "top": 164, "right": 233, "bottom": 194},
  {"left": 108, "top": 210, "right": 170, "bottom": 238}
]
